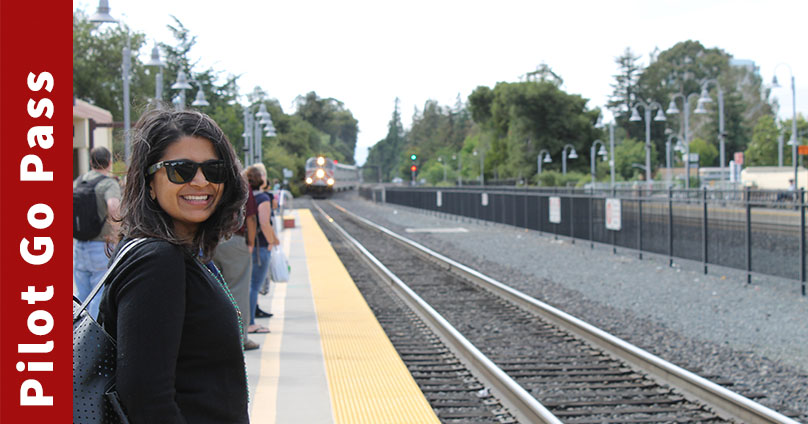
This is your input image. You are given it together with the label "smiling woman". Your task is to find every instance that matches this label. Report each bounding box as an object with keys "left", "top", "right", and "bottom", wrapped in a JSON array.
[{"left": 95, "top": 109, "right": 250, "bottom": 423}]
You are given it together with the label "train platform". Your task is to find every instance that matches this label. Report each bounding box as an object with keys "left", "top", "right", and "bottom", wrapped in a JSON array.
[{"left": 244, "top": 209, "right": 439, "bottom": 424}]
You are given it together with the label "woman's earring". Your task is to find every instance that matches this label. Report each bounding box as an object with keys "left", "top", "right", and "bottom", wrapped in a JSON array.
[{"left": 149, "top": 188, "right": 156, "bottom": 200}]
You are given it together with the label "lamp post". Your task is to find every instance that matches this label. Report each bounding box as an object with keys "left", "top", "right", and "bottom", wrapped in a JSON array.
[
  {"left": 596, "top": 115, "right": 617, "bottom": 187},
  {"left": 242, "top": 102, "right": 275, "bottom": 166},
  {"left": 696, "top": 79, "right": 726, "bottom": 183},
  {"left": 772, "top": 64, "right": 799, "bottom": 190},
  {"left": 190, "top": 81, "right": 210, "bottom": 108},
  {"left": 630, "top": 100, "right": 666, "bottom": 185},
  {"left": 561, "top": 144, "right": 578, "bottom": 175},
  {"left": 666, "top": 90, "right": 703, "bottom": 189},
  {"left": 537, "top": 149, "right": 551, "bottom": 183},
  {"left": 453, "top": 153, "right": 462, "bottom": 186},
  {"left": 473, "top": 149, "right": 485, "bottom": 186},
  {"left": 590, "top": 139, "right": 608, "bottom": 186},
  {"left": 666, "top": 134, "right": 684, "bottom": 187},
  {"left": 145, "top": 43, "right": 165, "bottom": 105},
  {"left": 170, "top": 70, "right": 193, "bottom": 111},
  {"left": 89, "top": 0, "right": 132, "bottom": 164},
  {"left": 438, "top": 157, "right": 447, "bottom": 182}
]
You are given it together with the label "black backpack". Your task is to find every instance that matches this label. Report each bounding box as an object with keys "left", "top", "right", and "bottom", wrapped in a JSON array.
[{"left": 73, "top": 175, "right": 108, "bottom": 241}]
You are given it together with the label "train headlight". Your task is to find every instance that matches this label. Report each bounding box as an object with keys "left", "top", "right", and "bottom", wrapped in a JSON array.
[
  {"left": 327, "top": 178, "right": 335, "bottom": 186},
  {"left": 305, "top": 177, "right": 313, "bottom": 184},
  {"left": 317, "top": 157, "right": 325, "bottom": 166},
  {"left": 315, "top": 169, "right": 325, "bottom": 178}
]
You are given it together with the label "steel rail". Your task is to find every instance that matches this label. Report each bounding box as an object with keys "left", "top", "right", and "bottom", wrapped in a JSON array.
[
  {"left": 328, "top": 201, "right": 800, "bottom": 424},
  {"left": 312, "top": 202, "right": 562, "bottom": 424}
]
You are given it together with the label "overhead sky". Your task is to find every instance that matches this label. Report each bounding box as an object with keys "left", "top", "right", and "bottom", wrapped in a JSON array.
[{"left": 74, "top": 0, "right": 807, "bottom": 166}]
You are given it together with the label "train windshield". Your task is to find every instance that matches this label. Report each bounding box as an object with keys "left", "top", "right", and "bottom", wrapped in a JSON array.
[{"left": 306, "top": 157, "right": 335, "bottom": 171}]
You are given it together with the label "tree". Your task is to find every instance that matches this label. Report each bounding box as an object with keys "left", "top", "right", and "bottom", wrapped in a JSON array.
[
  {"left": 688, "top": 138, "right": 718, "bottom": 166},
  {"left": 745, "top": 115, "right": 778, "bottom": 166},
  {"left": 614, "top": 138, "right": 654, "bottom": 179},
  {"left": 636, "top": 40, "right": 774, "bottom": 168},
  {"left": 294, "top": 91, "right": 359, "bottom": 163},
  {"left": 365, "top": 98, "right": 407, "bottom": 181},
  {"left": 608, "top": 47, "right": 643, "bottom": 118},
  {"left": 468, "top": 78, "right": 601, "bottom": 180}
]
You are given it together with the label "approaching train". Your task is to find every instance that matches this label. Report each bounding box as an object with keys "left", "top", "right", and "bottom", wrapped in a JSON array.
[{"left": 304, "top": 156, "right": 361, "bottom": 197}]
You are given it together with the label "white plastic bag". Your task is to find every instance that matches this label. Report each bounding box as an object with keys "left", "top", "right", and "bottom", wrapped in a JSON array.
[{"left": 270, "top": 246, "right": 290, "bottom": 282}]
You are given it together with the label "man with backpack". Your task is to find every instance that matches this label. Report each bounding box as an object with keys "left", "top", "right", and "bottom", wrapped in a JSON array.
[{"left": 73, "top": 146, "right": 121, "bottom": 319}]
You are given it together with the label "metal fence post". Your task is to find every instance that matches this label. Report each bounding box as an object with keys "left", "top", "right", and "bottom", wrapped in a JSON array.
[
  {"left": 702, "top": 186, "right": 708, "bottom": 274},
  {"left": 570, "top": 194, "right": 575, "bottom": 244},
  {"left": 612, "top": 187, "right": 617, "bottom": 254},
  {"left": 745, "top": 187, "right": 752, "bottom": 284},
  {"left": 638, "top": 188, "right": 643, "bottom": 260},
  {"left": 801, "top": 188, "right": 806, "bottom": 296},
  {"left": 668, "top": 187, "right": 674, "bottom": 267},
  {"left": 589, "top": 188, "right": 594, "bottom": 249},
  {"left": 524, "top": 192, "right": 528, "bottom": 229}
]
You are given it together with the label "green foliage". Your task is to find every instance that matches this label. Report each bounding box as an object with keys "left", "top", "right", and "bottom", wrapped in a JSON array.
[
  {"left": 688, "top": 138, "right": 718, "bottom": 166},
  {"left": 746, "top": 115, "right": 779, "bottom": 166},
  {"left": 607, "top": 47, "right": 643, "bottom": 116},
  {"left": 536, "top": 171, "right": 588, "bottom": 187},
  {"left": 613, "top": 138, "right": 657, "bottom": 180},
  {"left": 294, "top": 92, "right": 359, "bottom": 163},
  {"left": 365, "top": 98, "right": 407, "bottom": 181},
  {"left": 781, "top": 115, "right": 808, "bottom": 152},
  {"left": 468, "top": 79, "right": 601, "bottom": 180}
]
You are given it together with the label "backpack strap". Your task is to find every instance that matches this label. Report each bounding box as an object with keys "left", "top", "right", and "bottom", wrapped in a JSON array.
[
  {"left": 80, "top": 174, "right": 109, "bottom": 188},
  {"left": 73, "top": 238, "right": 149, "bottom": 322}
]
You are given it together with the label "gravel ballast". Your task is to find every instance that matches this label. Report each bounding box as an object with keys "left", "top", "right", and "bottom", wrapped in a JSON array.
[{"left": 331, "top": 192, "right": 808, "bottom": 420}]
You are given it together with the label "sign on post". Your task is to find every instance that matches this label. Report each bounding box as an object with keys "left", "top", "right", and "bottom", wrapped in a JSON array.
[
  {"left": 549, "top": 196, "right": 561, "bottom": 224},
  {"left": 481, "top": 192, "right": 488, "bottom": 206},
  {"left": 436, "top": 191, "right": 442, "bottom": 207},
  {"left": 605, "top": 198, "right": 622, "bottom": 231}
]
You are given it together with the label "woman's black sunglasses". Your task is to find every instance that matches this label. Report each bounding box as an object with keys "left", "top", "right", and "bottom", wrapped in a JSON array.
[{"left": 147, "top": 159, "right": 226, "bottom": 184}]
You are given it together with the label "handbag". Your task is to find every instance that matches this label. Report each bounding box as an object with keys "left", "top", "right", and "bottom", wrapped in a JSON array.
[
  {"left": 73, "top": 238, "right": 147, "bottom": 424},
  {"left": 269, "top": 245, "right": 290, "bottom": 282}
]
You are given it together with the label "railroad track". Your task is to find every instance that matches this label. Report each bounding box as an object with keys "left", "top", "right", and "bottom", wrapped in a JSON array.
[{"left": 309, "top": 199, "right": 799, "bottom": 424}]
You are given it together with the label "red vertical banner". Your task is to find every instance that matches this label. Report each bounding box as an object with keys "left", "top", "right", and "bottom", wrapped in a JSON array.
[{"left": 0, "top": 2, "right": 72, "bottom": 423}]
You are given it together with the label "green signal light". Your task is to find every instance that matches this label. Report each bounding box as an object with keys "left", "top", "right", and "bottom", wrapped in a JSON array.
[{"left": 410, "top": 154, "right": 417, "bottom": 160}]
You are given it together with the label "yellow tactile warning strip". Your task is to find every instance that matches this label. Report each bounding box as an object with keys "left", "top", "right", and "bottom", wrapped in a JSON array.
[{"left": 300, "top": 209, "right": 440, "bottom": 424}]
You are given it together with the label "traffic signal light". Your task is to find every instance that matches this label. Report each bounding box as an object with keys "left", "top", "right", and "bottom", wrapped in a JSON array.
[
  {"left": 410, "top": 165, "right": 417, "bottom": 172},
  {"left": 410, "top": 154, "right": 417, "bottom": 161}
]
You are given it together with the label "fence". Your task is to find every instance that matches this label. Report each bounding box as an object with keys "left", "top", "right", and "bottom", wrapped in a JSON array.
[{"left": 358, "top": 185, "right": 807, "bottom": 295}]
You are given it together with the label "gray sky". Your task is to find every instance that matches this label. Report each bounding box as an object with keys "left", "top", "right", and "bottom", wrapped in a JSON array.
[{"left": 75, "top": 0, "right": 807, "bottom": 165}]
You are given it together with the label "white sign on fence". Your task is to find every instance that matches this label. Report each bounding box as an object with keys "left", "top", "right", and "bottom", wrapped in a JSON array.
[
  {"left": 436, "top": 191, "right": 442, "bottom": 207},
  {"left": 605, "top": 198, "right": 622, "bottom": 231},
  {"left": 549, "top": 196, "right": 561, "bottom": 224},
  {"left": 481, "top": 192, "right": 489, "bottom": 206}
]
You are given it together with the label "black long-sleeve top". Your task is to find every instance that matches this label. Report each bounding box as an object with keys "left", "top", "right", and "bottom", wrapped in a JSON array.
[{"left": 99, "top": 239, "right": 249, "bottom": 424}]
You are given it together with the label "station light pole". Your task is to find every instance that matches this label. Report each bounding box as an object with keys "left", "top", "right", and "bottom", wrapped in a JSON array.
[
  {"left": 537, "top": 149, "right": 551, "bottom": 183},
  {"left": 666, "top": 90, "right": 704, "bottom": 189},
  {"left": 666, "top": 134, "right": 684, "bottom": 187},
  {"left": 630, "top": 100, "right": 666, "bottom": 186},
  {"left": 596, "top": 114, "right": 617, "bottom": 188},
  {"left": 561, "top": 144, "right": 578, "bottom": 175},
  {"left": 89, "top": 0, "right": 132, "bottom": 164},
  {"left": 772, "top": 64, "right": 799, "bottom": 191},
  {"left": 145, "top": 43, "right": 165, "bottom": 105},
  {"left": 590, "top": 140, "right": 608, "bottom": 187},
  {"left": 696, "top": 79, "right": 726, "bottom": 183}
]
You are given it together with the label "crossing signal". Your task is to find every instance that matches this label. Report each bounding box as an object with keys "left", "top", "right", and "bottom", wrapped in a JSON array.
[{"left": 410, "top": 165, "right": 417, "bottom": 172}]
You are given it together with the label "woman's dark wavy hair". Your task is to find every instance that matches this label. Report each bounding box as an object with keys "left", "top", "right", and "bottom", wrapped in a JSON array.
[{"left": 119, "top": 108, "right": 248, "bottom": 260}]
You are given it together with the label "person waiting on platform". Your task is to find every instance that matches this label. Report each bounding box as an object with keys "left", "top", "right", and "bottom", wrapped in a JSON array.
[
  {"left": 99, "top": 109, "right": 250, "bottom": 423},
  {"left": 245, "top": 164, "right": 279, "bottom": 333}
]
